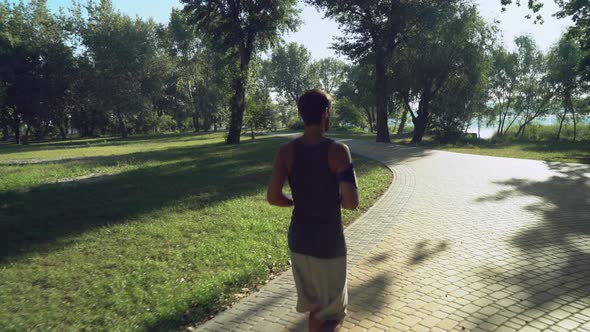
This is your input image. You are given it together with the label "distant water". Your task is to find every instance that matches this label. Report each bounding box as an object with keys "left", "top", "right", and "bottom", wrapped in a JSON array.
[
  {"left": 388, "top": 115, "right": 590, "bottom": 140},
  {"left": 466, "top": 115, "right": 590, "bottom": 139}
]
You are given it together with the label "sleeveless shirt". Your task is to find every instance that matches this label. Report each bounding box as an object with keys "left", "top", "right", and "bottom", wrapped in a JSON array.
[{"left": 287, "top": 137, "right": 346, "bottom": 258}]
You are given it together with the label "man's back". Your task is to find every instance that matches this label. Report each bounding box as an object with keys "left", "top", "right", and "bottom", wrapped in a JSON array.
[{"left": 286, "top": 137, "right": 345, "bottom": 258}]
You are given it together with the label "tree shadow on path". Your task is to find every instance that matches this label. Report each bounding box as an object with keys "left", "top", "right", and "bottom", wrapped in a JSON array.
[{"left": 476, "top": 162, "right": 590, "bottom": 318}]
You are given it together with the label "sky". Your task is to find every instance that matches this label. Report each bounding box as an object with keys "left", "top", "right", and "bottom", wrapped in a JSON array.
[{"left": 11, "top": 0, "right": 573, "bottom": 60}]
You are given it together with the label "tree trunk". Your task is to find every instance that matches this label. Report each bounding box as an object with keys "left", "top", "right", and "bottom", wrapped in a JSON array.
[
  {"left": 117, "top": 112, "right": 128, "bottom": 138},
  {"left": 515, "top": 123, "right": 526, "bottom": 138},
  {"left": 59, "top": 125, "right": 67, "bottom": 140},
  {"left": 412, "top": 97, "right": 430, "bottom": 143},
  {"left": 226, "top": 35, "right": 255, "bottom": 145},
  {"left": 499, "top": 112, "right": 508, "bottom": 137},
  {"left": 365, "top": 109, "right": 374, "bottom": 132},
  {"left": 477, "top": 114, "right": 482, "bottom": 139},
  {"left": 374, "top": 58, "right": 390, "bottom": 143},
  {"left": 193, "top": 112, "right": 200, "bottom": 132},
  {"left": 556, "top": 108, "right": 567, "bottom": 141},
  {"left": 1, "top": 124, "right": 8, "bottom": 141},
  {"left": 397, "top": 107, "right": 408, "bottom": 137},
  {"left": 203, "top": 114, "right": 210, "bottom": 132},
  {"left": 13, "top": 112, "right": 20, "bottom": 144},
  {"left": 89, "top": 109, "right": 97, "bottom": 137},
  {"left": 23, "top": 125, "right": 31, "bottom": 145},
  {"left": 573, "top": 108, "right": 577, "bottom": 142}
]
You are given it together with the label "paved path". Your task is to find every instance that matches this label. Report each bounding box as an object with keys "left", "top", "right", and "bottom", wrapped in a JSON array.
[{"left": 194, "top": 137, "right": 590, "bottom": 332}]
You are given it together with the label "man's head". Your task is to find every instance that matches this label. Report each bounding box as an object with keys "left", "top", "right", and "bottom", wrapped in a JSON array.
[{"left": 297, "top": 89, "right": 332, "bottom": 131}]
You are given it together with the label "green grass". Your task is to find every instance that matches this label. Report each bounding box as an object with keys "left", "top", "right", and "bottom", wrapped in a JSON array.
[
  {"left": 327, "top": 128, "right": 590, "bottom": 164},
  {"left": 0, "top": 132, "right": 392, "bottom": 331}
]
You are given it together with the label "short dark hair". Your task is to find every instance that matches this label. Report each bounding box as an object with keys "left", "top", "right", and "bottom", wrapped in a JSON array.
[{"left": 297, "top": 89, "right": 332, "bottom": 125}]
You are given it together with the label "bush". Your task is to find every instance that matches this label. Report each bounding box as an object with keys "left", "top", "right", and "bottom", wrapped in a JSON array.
[
  {"left": 288, "top": 119, "right": 305, "bottom": 131},
  {"left": 156, "top": 115, "right": 177, "bottom": 132},
  {"left": 432, "top": 127, "right": 464, "bottom": 143},
  {"left": 503, "top": 123, "right": 590, "bottom": 141}
]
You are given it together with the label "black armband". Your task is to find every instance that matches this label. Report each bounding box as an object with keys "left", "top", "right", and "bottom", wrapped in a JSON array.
[{"left": 336, "top": 163, "right": 358, "bottom": 188}]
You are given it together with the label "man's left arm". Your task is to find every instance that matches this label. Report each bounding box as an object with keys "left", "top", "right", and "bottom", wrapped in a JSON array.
[{"left": 267, "top": 147, "right": 294, "bottom": 207}]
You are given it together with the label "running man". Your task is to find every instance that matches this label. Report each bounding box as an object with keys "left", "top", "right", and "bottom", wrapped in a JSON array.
[{"left": 267, "top": 89, "right": 359, "bottom": 332}]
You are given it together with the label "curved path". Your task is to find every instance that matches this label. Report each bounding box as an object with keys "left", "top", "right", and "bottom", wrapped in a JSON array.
[{"left": 195, "top": 136, "right": 590, "bottom": 332}]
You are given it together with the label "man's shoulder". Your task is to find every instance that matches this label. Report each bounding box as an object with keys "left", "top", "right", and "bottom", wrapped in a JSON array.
[
  {"left": 277, "top": 139, "right": 297, "bottom": 159},
  {"left": 329, "top": 141, "right": 350, "bottom": 156}
]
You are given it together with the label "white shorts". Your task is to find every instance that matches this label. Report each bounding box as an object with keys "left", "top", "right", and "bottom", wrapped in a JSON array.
[{"left": 290, "top": 251, "right": 348, "bottom": 320}]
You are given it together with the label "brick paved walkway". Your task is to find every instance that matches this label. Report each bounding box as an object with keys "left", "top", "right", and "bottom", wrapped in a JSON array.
[{"left": 194, "top": 137, "right": 590, "bottom": 332}]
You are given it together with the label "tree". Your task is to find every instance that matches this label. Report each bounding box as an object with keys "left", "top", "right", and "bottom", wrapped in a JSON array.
[
  {"left": 161, "top": 9, "right": 232, "bottom": 133},
  {"left": 501, "top": 1, "right": 590, "bottom": 78},
  {"left": 392, "top": 3, "right": 493, "bottom": 142},
  {"left": 182, "top": 0, "right": 299, "bottom": 144},
  {"left": 266, "top": 42, "right": 319, "bottom": 104},
  {"left": 336, "top": 63, "right": 378, "bottom": 132},
  {"left": 547, "top": 34, "right": 585, "bottom": 141},
  {"left": 333, "top": 98, "right": 367, "bottom": 129},
  {"left": 316, "top": 57, "right": 348, "bottom": 95},
  {"left": 75, "top": 0, "right": 167, "bottom": 138},
  {"left": 0, "top": 0, "right": 73, "bottom": 144},
  {"left": 305, "top": 0, "right": 456, "bottom": 143},
  {"left": 489, "top": 46, "right": 519, "bottom": 137},
  {"left": 512, "top": 37, "right": 555, "bottom": 138}
]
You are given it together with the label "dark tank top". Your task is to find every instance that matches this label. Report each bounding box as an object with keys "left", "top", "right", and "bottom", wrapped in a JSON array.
[{"left": 287, "top": 137, "right": 346, "bottom": 258}]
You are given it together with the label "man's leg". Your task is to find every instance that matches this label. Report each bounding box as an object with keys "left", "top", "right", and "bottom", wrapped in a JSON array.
[
  {"left": 319, "top": 319, "right": 343, "bottom": 332},
  {"left": 308, "top": 310, "right": 323, "bottom": 332}
]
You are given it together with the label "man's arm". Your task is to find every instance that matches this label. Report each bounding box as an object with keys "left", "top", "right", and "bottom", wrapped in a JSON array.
[
  {"left": 267, "top": 146, "right": 294, "bottom": 207},
  {"left": 332, "top": 143, "right": 359, "bottom": 210}
]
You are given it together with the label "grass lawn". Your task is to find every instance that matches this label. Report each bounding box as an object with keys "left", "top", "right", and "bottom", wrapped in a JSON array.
[
  {"left": 325, "top": 129, "right": 590, "bottom": 164},
  {"left": 0, "top": 132, "right": 392, "bottom": 331}
]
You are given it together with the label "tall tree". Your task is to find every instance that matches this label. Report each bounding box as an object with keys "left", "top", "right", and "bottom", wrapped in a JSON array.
[
  {"left": 182, "top": 0, "right": 299, "bottom": 144},
  {"left": 337, "top": 63, "right": 377, "bottom": 132},
  {"left": 489, "top": 46, "right": 519, "bottom": 137},
  {"left": 547, "top": 34, "right": 585, "bottom": 141},
  {"left": 501, "top": 0, "right": 590, "bottom": 79},
  {"left": 162, "top": 9, "right": 232, "bottom": 133},
  {"left": 316, "top": 57, "right": 348, "bottom": 95},
  {"left": 265, "top": 42, "right": 319, "bottom": 104},
  {"left": 512, "top": 36, "right": 555, "bottom": 138},
  {"left": 305, "top": 0, "right": 453, "bottom": 143},
  {"left": 392, "top": 4, "right": 492, "bottom": 142}
]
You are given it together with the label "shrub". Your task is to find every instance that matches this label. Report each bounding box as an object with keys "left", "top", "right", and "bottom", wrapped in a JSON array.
[{"left": 288, "top": 119, "right": 305, "bottom": 131}]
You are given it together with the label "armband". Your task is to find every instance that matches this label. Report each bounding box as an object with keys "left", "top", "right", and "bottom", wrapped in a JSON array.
[{"left": 335, "top": 163, "right": 358, "bottom": 188}]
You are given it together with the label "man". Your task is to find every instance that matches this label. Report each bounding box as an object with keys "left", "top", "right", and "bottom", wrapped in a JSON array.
[{"left": 267, "top": 89, "right": 359, "bottom": 332}]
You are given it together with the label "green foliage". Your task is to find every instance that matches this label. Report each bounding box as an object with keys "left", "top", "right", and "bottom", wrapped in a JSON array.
[
  {"left": 393, "top": 3, "right": 494, "bottom": 142},
  {"left": 265, "top": 42, "right": 319, "bottom": 103},
  {"left": 316, "top": 57, "right": 349, "bottom": 95},
  {"left": 547, "top": 34, "right": 586, "bottom": 140},
  {"left": 336, "top": 63, "right": 378, "bottom": 132},
  {"left": 333, "top": 98, "right": 368, "bottom": 129},
  {"left": 288, "top": 119, "right": 305, "bottom": 130},
  {"left": 181, "top": 0, "right": 300, "bottom": 144}
]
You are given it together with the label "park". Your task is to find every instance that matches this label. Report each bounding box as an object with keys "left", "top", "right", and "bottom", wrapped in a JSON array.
[{"left": 1, "top": 0, "right": 589, "bottom": 331}]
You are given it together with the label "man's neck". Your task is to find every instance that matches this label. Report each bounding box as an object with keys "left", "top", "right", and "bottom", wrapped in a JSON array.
[{"left": 301, "top": 125, "right": 325, "bottom": 145}]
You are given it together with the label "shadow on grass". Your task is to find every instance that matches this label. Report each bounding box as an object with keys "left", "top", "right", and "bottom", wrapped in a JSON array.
[
  {"left": 0, "top": 131, "right": 222, "bottom": 157},
  {"left": 473, "top": 162, "right": 590, "bottom": 328},
  {"left": 0, "top": 137, "right": 282, "bottom": 263}
]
